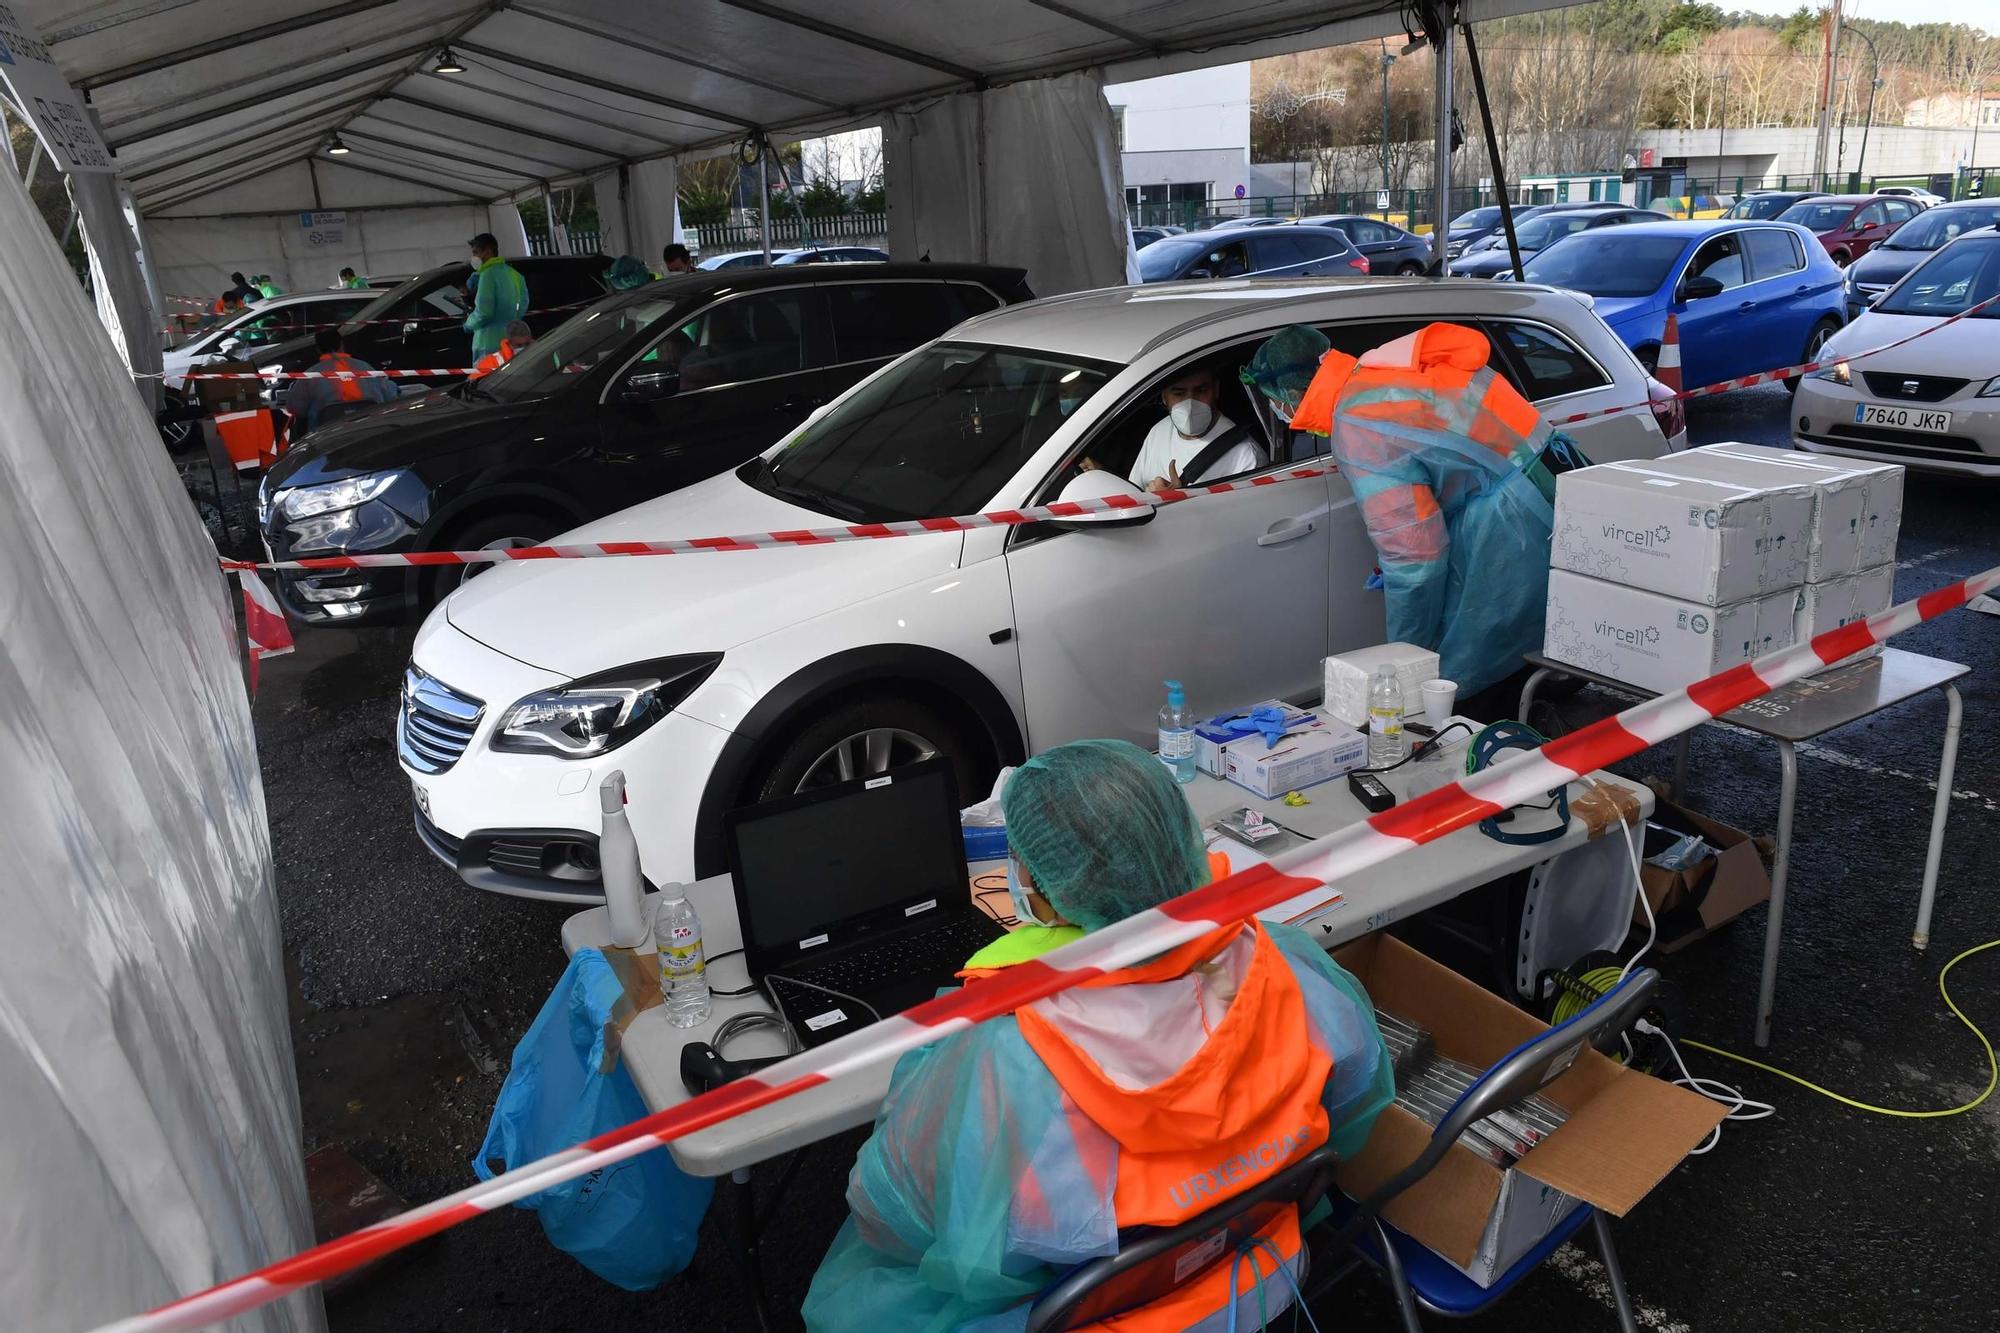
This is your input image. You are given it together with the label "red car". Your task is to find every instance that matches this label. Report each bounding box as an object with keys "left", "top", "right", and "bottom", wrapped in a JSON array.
[{"left": 1774, "top": 193, "right": 1925, "bottom": 267}]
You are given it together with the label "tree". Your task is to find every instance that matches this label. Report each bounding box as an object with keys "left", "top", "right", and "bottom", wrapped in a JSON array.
[{"left": 678, "top": 156, "right": 739, "bottom": 226}]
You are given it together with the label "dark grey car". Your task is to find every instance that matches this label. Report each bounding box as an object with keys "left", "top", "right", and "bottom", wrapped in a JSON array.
[
  {"left": 1294, "top": 215, "right": 1432, "bottom": 274},
  {"left": 1136, "top": 225, "right": 1371, "bottom": 281}
]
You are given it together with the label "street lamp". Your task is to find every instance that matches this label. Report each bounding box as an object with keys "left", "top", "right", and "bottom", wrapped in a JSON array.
[
  {"left": 1381, "top": 38, "right": 1396, "bottom": 211},
  {"left": 1842, "top": 23, "right": 1881, "bottom": 182}
]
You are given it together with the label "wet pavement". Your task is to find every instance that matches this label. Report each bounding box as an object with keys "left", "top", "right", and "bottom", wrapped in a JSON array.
[{"left": 256, "top": 385, "right": 2000, "bottom": 1331}]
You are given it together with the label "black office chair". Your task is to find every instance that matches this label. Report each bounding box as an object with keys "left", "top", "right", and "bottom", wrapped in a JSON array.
[
  {"left": 1317, "top": 969, "right": 1661, "bottom": 1333},
  {"left": 1023, "top": 1144, "right": 1342, "bottom": 1332}
]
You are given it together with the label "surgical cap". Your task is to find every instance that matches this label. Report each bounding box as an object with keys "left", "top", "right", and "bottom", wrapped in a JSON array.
[
  {"left": 605, "top": 255, "right": 652, "bottom": 290},
  {"left": 1000, "top": 739, "right": 1210, "bottom": 931},
  {"left": 1243, "top": 324, "right": 1332, "bottom": 422}
]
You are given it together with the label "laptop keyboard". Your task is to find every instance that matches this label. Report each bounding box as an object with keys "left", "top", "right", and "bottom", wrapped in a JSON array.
[{"left": 772, "top": 913, "right": 1003, "bottom": 1011}]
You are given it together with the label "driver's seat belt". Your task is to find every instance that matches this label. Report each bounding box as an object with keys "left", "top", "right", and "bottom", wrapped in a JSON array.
[{"left": 1179, "top": 423, "right": 1256, "bottom": 485}]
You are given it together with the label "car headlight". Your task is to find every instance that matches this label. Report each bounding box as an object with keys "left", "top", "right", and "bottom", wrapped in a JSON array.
[
  {"left": 278, "top": 472, "right": 400, "bottom": 519},
  {"left": 492, "top": 655, "right": 721, "bottom": 758},
  {"left": 1811, "top": 361, "right": 1851, "bottom": 386},
  {"left": 1980, "top": 375, "right": 2000, "bottom": 398}
]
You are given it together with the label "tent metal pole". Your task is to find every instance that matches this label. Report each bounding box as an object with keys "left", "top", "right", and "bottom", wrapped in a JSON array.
[
  {"left": 759, "top": 140, "right": 773, "bottom": 264},
  {"left": 335, "top": 131, "right": 536, "bottom": 190},
  {"left": 710, "top": 0, "right": 985, "bottom": 84},
  {"left": 541, "top": 182, "right": 564, "bottom": 255},
  {"left": 412, "top": 72, "right": 687, "bottom": 150},
  {"left": 107, "top": 61, "right": 413, "bottom": 148},
  {"left": 124, "top": 91, "right": 384, "bottom": 180},
  {"left": 361, "top": 111, "right": 592, "bottom": 173},
  {"left": 384, "top": 91, "right": 632, "bottom": 158},
  {"left": 78, "top": 0, "right": 401, "bottom": 90},
  {"left": 332, "top": 157, "right": 490, "bottom": 203},
  {"left": 1430, "top": 2, "right": 1456, "bottom": 273},
  {"left": 24, "top": 138, "right": 42, "bottom": 189},
  {"left": 60, "top": 208, "right": 77, "bottom": 247},
  {"left": 456, "top": 41, "right": 760, "bottom": 130},
  {"left": 132, "top": 131, "right": 337, "bottom": 200},
  {"left": 1458, "top": 21, "right": 1520, "bottom": 281},
  {"left": 510, "top": 4, "right": 844, "bottom": 110}
]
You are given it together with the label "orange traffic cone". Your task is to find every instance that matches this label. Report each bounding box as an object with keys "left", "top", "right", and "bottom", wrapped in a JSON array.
[{"left": 1654, "top": 312, "right": 1683, "bottom": 394}]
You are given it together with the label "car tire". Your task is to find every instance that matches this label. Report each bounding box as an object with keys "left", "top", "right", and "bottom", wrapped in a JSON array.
[
  {"left": 1786, "top": 320, "right": 1840, "bottom": 395},
  {"left": 1635, "top": 344, "right": 1660, "bottom": 376},
  {"left": 752, "top": 693, "right": 989, "bottom": 805},
  {"left": 1396, "top": 262, "right": 1424, "bottom": 276},
  {"left": 422, "top": 511, "right": 558, "bottom": 609},
  {"left": 1830, "top": 250, "right": 1851, "bottom": 268},
  {"left": 157, "top": 392, "right": 201, "bottom": 453}
]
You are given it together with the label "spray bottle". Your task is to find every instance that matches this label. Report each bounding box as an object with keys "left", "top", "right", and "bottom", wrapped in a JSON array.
[{"left": 599, "top": 771, "right": 649, "bottom": 948}]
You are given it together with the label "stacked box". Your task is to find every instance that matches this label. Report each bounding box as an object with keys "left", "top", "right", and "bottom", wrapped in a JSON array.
[{"left": 1323, "top": 642, "right": 1441, "bottom": 727}]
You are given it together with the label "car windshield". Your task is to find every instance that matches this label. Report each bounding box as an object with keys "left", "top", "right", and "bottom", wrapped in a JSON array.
[
  {"left": 1727, "top": 195, "right": 1798, "bottom": 220},
  {"left": 1873, "top": 238, "right": 2000, "bottom": 317},
  {"left": 1452, "top": 207, "right": 1501, "bottom": 230},
  {"left": 470, "top": 294, "right": 682, "bottom": 402},
  {"left": 1515, "top": 214, "right": 1598, "bottom": 248},
  {"left": 1776, "top": 202, "right": 1855, "bottom": 231},
  {"left": 1137, "top": 237, "right": 1209, "bottom": 281},
  {"left": 340, "top": 267, "right": 471, "bottom": 332},
  {"left": 746, "top": 342, "right": 1118, "bottom": 522},
  {"left": 1880, "top": 205, "right": 2000, "bottom": 250},
  {"left": 1521, "top": 232, "right": 1689, "bottom": 297}
]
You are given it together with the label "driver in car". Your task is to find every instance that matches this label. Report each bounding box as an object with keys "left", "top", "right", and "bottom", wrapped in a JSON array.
[{"left": 1088, "top": 365, "right": 1265, "bottom": 494}]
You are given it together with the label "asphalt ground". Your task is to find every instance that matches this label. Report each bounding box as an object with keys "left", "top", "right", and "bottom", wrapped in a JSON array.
[{"left": 256, "top": 384, "right": 2000, "bottom": 1331}]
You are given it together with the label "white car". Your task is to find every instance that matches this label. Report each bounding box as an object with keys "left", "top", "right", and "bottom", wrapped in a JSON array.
[
  {"left": 696, "top": 248, "right": 802, "bottom": 270},
  {"left": 1875, "top": 186, "right": 1945, "bottom": 207},
  {"left": 159, "top": 290, "right": 376, "bottom": 446},
  {"left": 400, "top": 279, "right": 1687, "bottom": 899},
  {"left": 1795, "top": 228, "right": 2000, "bottom": 475}
]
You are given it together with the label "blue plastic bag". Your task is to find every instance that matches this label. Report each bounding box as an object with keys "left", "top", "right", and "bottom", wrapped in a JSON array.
[{"left": 474, "top": 948, "right": 714, "bottom": 1290}]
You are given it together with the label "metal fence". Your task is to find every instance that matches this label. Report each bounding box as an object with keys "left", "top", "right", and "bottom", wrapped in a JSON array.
[
  {"left": 524, "top": 227, "right": 603, "bottom": 256},
  {"left": 1134, "top": 187, "right": 1499, "bottom": 235},
  {"left": 693, "top": 211, "right": 888, "bottom": 251}
]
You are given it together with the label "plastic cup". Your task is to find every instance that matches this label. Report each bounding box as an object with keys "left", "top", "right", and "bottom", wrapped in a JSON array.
[{"left": 1421, "top": 679, "right": 1458, "bottom": 731}]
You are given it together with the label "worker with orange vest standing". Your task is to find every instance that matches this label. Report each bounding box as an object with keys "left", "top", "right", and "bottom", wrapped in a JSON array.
[
  {"left": 279, "top": 329, "right": 397, "bottom": 438},
  {"left": 802, "top": 739, "right": 1394, "bottom": 1331},
  {"left": 468, "top": 320, "right": 534, "bottom": 379}
]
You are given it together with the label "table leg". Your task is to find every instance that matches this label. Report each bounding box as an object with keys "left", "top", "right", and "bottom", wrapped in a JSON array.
[
  {"left": 1518, "top": 667, "right": 1552, "bottom": 724},
  {"left": 1754, "top": 739, "right": 1799, "bottom": 1048},
  {"left": 731, "top": 1167, "right": 776, "bottom": 1333},
  {"left": 1913, "top": 684, "right": 1964, "bottom": 951}
]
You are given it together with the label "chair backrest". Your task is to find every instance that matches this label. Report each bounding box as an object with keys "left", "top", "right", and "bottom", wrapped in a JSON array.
[
  {"left": 1346, "top": 969, "right": 1659, "bottom": 1227},
  {"left": 1023, "top": 1144, "right": 1341, "bottom": 1333}
]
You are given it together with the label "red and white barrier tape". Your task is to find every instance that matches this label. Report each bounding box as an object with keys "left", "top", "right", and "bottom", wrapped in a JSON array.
[
  {"left": 181, "top": 367, "right": 480, "bottom": 381},
  {"left": 94, "top": 561, "right": 2000, "bottom": 1333}
]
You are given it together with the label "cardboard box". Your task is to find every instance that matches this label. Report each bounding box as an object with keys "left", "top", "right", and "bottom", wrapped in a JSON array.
[
  {"left": 1544, "top": 568, "right": 1796, "bottom": 695},
  {"left": 1551, "top": 460, "right": 1813, "bottom": 605},
  {"left": 1334, "top": 934, "right": 1725, "bottom": 1287},
  {"left": 1635, "top": 799, "right": 1772, "bottom": 954},
  {"left": 1795, "top": 564, "right": 1894, "bottom": 663},
  {"left": 1323, "top": 643, "right": 1441, "bottom": 728},
  {"left": 1224, "top": 723, "right": 1368, "bottom": 798},
  {"left": 193, "top": 357, "right": 264, "bottom": 415},
  {"left": 1680, "top": 444, "right": 1904, "bottom": 580},
  {"left": 1194, "top": 700, "right": 1322, "bottom": 778}
]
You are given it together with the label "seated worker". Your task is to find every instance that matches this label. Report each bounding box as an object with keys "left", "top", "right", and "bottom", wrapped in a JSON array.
[
  {"left": 1097, "top": 364, "right": 1267, "bottom": 494},
  {"left": 469, "top": 319, "right": 534, "bottom": 378},
  {"left": 802, "top": 738, "right": 1393, "bottom": 1332},
  {"left": 280, "top": 329, "right": 396, "bottom": 436}
]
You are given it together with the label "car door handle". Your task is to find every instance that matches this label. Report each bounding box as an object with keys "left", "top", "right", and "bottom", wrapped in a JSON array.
[
  {"left": 1257, "top": 517, "right": 1316, "bottom": 547},
  {"left": 1737, "top": 299, "right": 1759, "bottom": 311},
  {"left": 775, "top": 394, "right": 821, "bottom": 413}
]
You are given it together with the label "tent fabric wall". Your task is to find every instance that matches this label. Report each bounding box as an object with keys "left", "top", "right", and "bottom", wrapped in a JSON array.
[
  {"left": 884, "top": 71, "right": 1129, "bottom": 296},
  {"left": 68, "top": 169, "right": 164, "bottom": 408},
  {"left": 0, "top": 163, "right": 322, "bottom": 1333},
  {"left": 146, "top": 204, "right": 497, "bottom": 307}
]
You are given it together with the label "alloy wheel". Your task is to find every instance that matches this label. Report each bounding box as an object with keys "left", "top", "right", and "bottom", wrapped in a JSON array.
[{"left": 795, "top": 727, "right": 938, "bottom": 791}]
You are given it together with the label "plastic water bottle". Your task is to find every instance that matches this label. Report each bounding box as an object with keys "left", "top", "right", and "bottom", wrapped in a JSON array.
[
  {"left": 655, "top": 887, "right": 711, "bottom": 1028},
  {"left": 1158, "top": 679, "right": 1197, "bottom": 785},
  {"left": 1367, "top": 665, "right": 1408, "bottom": 768}
]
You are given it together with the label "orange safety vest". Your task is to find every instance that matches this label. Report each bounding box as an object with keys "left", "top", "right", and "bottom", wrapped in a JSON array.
[
  {"left": 321, "top": 351, "right": 370, "bottom": 403},
  {"left": 469, "top": 338, "right": 519, "bottom": 379}
]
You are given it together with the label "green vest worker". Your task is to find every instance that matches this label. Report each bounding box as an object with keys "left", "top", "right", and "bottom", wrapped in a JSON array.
[
  {"left": 464, "top": 232, "right": 530, "bottom": 358},
  {"left": 255, "top": 274, "right": 284, "bottom": 298},
  {"left": 338, "top": 267, "right": 368, "bottom": 289}
]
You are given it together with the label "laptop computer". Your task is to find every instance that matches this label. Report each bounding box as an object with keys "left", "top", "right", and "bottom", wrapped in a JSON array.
[{"left": 724, "top": 758, "right": 1005, "bottom": 1049}]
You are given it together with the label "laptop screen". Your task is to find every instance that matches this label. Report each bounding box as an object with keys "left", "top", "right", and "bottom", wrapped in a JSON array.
[{"left": 727, "top": 760, "right": 968, "bottom": 963}]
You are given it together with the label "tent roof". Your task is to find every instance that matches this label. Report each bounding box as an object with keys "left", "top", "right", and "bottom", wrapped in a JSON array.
[{"left": 18, "top": 0, "right": 1577, "bottom": 217}]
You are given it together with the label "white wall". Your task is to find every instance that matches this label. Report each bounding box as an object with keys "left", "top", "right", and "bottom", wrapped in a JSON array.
[
  {"left": 1107, "top": 63, "right": 1251, "bottom": 200},
  {"left": 145, "top": 204, "right": 492, "bottom": 307},
  {"left": 1637, "top": 124, "right": 1990, "bottom": 180}
]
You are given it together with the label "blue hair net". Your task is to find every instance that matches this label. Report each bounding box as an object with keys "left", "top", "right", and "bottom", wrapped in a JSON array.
[
  {"left": 605, "top": 255, "right": 652, "bottom": 290},
  {"left": 999, "top": 739, "right": 1209, "bottom": 931}
]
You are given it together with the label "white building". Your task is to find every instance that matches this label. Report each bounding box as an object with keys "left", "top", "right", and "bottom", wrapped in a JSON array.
[
  {"left": 1905, "top": 92, "right": 2000, "bottom": 129},
  {"left": 1106, "top": 64, "right": 1252, "bottom": 218}
]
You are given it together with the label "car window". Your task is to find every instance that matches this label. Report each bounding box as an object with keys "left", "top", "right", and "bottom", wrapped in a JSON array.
[
  {"left": 826, "top": 281, "right": 961, "bottom": 363},
  {"left": 1521, "top": 232, "right": 1687, "bottom": 296},
  {"left": 1885, "top": 204, "right": 2000, "bottom": 249},
  {"left": 481, "top": 295, "right": 682, "bottom": 403},
  {"left": 672, "top": 290, "right": 811, "bottom": 389},
  {"left": 1491, "top": 322, "right": 1609, "bottom": 401},
  {"left": 1687, "top": 234, "right": 1749, "bottom": 291},
  {"left": 528, "top": 263, "right": 608, "bottom": 315},
  {"left": 1137, "top": 236, "right": 1208, "bottom": 281},
  {"left": 1854, "top": 202, "right": 1890, "bottom": 228},
  {"left": 1743, "top": 228, "right": 1805, "bottom": 280},
  {"left": 1202, "top": 239, "right": 1252, "bottom": 277},
  {"left": 1777, "top": 201, "right": 1855, "bottom": 231},
  {"left": 1875, "top": 239, "right": 2000, "bottom": 316},
  {"left": 945, "top": 282, "right": 1002, "bottom": 323},
  {"left": 1885, "top": 199, "right": 1921, "bottom": 224},
  {"left": 1252, "top": 234, "right": 1315, "bottom": 273}
]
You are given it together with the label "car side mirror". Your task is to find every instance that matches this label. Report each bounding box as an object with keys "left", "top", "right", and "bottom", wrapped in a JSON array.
[
  {"left": 1048, "top": 470, "right": 1156, "bottom": 530},
  {"left": 1186, "top": 267, "right": 1214, "bottom": 280},
  {"left": 1861, "top": 289, "right": 1882, "bottom": 307},
  {"left": 621, "top": 371, "right": 678, "bottom": 403},
  {"left": 1682, "top": 275, "right": 1726, "bottom": 302}
]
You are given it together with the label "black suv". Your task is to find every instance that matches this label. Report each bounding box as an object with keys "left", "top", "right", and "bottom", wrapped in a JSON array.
[
  {"left": 253, "top": 254, "right": 612, "bottom": 386},
  {"left": 258, "top": 263, "right": 1033, "bottom": 625}
]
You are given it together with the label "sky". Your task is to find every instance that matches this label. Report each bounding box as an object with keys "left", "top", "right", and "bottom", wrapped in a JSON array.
[{"left": 1725, "top": 0, "right": 1993, "bottom": 33}]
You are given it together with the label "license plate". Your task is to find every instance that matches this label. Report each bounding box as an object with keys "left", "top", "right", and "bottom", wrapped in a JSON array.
[
  {"left": 412, "top": 782, "right": 432, "bottom": 821},
  {"left": 1855, "top": 402, "right": 1950, "bottom": 433}
]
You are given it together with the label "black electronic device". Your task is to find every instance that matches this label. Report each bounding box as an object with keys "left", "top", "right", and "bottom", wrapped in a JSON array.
[
  {"left": 679, "top": 1041, "right": 786, "bottom": 1096},
  {"left": 1349, "top": 770, "right": 1397, "bottom": 812},
  {"left": 724, "top": 758, "right": 1002, "bottom": 1050}
]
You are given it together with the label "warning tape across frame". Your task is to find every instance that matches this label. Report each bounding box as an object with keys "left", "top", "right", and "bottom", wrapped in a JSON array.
[{"left": 97, "top": 562, "right": 2000, "bottom": 1332}]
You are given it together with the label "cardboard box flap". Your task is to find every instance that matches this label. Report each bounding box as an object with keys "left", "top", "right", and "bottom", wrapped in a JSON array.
[
  {"left": 1513, "top": 1070, "right": 1725, "bottom": 1215},
  {"left": 1337, "top": 1107, "right": 1502, "bottom": 1270}
]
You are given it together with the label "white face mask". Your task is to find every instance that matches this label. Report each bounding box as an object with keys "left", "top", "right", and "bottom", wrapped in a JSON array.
[
  {"left": 1008, "top": 856, "right": 1054, "bottom": 927},
  {"left": 1170, "top": 398, "right": 1215, "bottom": 438}
]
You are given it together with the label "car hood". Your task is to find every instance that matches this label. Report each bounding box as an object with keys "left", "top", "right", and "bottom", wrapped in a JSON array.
[
  {"left": 1824, "top": 310, "right": 1999, "bottom": 376},
  {"left": 267, "top": 390, "right": 542, "bottom": 486},
  {"left": 443, "top": 472, "right": 971, "bottom": 678},
  {"left": 1846, "top": 246, "right": 1927, "bottom": 287}
]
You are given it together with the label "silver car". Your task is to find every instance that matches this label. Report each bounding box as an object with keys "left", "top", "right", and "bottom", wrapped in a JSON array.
[{"left": 1794, "top": 230, "right": 2000, "bottom": 476}]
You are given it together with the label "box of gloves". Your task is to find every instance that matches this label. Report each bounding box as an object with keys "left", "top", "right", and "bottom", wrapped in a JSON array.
[{"left": 1194, "top": 699, "right": 1324, "bottom": 778}]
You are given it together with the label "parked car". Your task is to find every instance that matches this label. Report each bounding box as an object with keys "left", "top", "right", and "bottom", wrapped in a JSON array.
[
  {"left": 1443, "top": 205, "right": 1507, "bottom": 259},
  {"left": 156, "top": 290, "right": 376, "bottom": 448},
  {"left": 258, "top": 264, "right": 1033, "bottom": 626},
  {"left": 1450, "top": 201, "right": 1615, "bottom": 260},
  {"left": 1449, "top": 206, "right": 1658, "bottom": 278},
  {"left": 773, "top": 246, "right": 890, "bottom": 265},
  {"left": 1518, "top": 219, "right": 1845, "bottom": 391},
  {"left": 1774, "top": 194, "right": 1923, "bottom": 267},
  {"left": 1205, "top": 216, "right": 1289, "bottom": 229},
  {"left": 1794, "top": 229, "right": 2000, "bottom": 475},
  {"left": 697, "top": 248, "right": 801, "bottom": 270},
  {"left": 1293, "top": 215, "right": 1432, "bottom": 274},
  {"left": 1137, "top": 226, "right": 1370, "bottom": 281},
  {"left": 1130, "top": 226, "right": 1171, "bottom": 248},
  {"left": 250, "top": 255, "right": 612, "bottom": 390},
  {"left": 398, "top": 278, "right": 1685, "bottom": 898},
  {"left": 1720, "top": 190, "right": 1826, "bottom": 221},
  {"left": 1874, "top": 185, "right": 1944, "bottom": 206},
  {"left": 1841, "top": 199, "right": 2000, "bottom": 316}
]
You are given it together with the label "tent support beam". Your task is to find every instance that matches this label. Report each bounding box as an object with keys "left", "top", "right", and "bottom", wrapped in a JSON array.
[
  {"left": 336, "top": 130, "right": 538, "bottom": 190},
  {"left": 131, "top": 128, "right": 343, "bottom": 198},
  {"left": 359, "top": 111, "right": 602, "bottom": 174},
  {"left": 1458, "top": 21, "right": 1521, "bottom": 281},
  {"left": 412, "top": 71, "right": 688, "bottom": 150},
  {"left": 79, "top": 0, "right": 401, "bottom": 91},
  {"left": 455, "top": 42, "right": 760, "bottom": 130},
  {"left": 383, "top": 91, "right": 633, "bottom": 158},
  {"left": 108, "top": 58, "right": 414, "bottom": 148},
  {"left": 125, "top": 92, "right": 384, "bottom": 181},
  {"left": 1430, "top": 1, "right": 1456, "bottom": 274},
  {"left": 1021, "top": 0, "right": 1159, "bottom": 53},
  {"left": 329, "top": 157, "right": 489, "bottom": 203},
  {"left": 710, "top": 0, "right": 985, "bottom": 85},
  {"left": 144, "top": 153, "right": 318, "bottom": 213},
  {"left": 510, "top": 3, "right": 844, "bottom": 110}
]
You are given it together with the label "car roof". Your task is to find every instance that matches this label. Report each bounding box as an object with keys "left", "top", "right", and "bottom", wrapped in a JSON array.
[
  {"left": 946, "top": 277, "right": 1593, "bottom": 363},
  {"left": 1603, "top": 218, "right": 1784, "bottom": 238},
  {"left": 614, "top": 260, "right": 1028, "bottom": 299},
  {"left": 1805, "top": 194, "right": 1877, "bottom": 206},
  {"left": 1928, "top": 197, "right": 1997, "bottom": 210}
]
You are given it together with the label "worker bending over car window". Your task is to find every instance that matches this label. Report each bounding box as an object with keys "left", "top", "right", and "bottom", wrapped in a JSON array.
[{"left": 802, "top": 738, "right": 1393, "bottom": 1331}]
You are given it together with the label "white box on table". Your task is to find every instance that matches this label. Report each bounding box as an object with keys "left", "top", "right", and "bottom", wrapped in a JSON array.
[
  {"left": 1225, "top": 723, "right": 1369, "bottom": 799},
  {"left": 1323, "top": 643, "right": 1441, "bottom": 728},
  {"left": 1543, "top": 569, "right": 1796, "bottom": 695},
  {"left": 1676, "top": 443, "right": 1903, "bottom": 580},
  {"left": 1551, "top": 460, "right": 1813, "bottom": 605},
  {"left": 1194, "top": 700, "right": 1323, "bottom": 778},
  {"left": 1795, "top": 564, "right": 1894, "bottom": 660}
]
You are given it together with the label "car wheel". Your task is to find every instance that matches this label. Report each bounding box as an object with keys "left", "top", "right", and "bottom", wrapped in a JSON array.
[
  {"left": 1830, "top": 250, "right": 1851, "bottom": 268},
  {"left": 1635, "top": 344, "right": 1660, "bottom": 376},
  {"left": 1396, "top": 262, "right": 1423, "bottom": 276},
  {"left": 1786, "top": 320, "right": 1840, "bottom": 395},
  {"left": 157, "top": 392, "right": 200, "bottom": 453},
  {"left": 753, "top": 694, "right": 988, "bottom": 804},
  {"left": 422, "top": 511, "right": 557, "bottom": 608}
]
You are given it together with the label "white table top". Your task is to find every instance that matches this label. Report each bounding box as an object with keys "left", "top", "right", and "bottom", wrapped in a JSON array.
[{"left": 562, "top": 715, "right": 1653, "bottom": 1178}]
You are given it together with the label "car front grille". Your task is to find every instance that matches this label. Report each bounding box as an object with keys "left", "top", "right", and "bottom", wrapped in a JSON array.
[
  {"left": 398, "top": 667, "right": 484, "bottom": 774},
  {"left": 1809, "top": 426, "right": 1987, "bottom": 460},
  {"left": 1859, "top": 372, "right": 1968, "bottom": 403}
]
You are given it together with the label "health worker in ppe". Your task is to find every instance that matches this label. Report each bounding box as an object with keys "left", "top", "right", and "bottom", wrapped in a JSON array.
[{"left": 802, "top": 738, "right": 1393, "bottom": 1332}]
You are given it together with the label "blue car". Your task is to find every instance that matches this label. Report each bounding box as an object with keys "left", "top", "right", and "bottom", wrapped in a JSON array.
[{"left": 1515, "top": 219, "right": 1846, "bottom": 391}]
